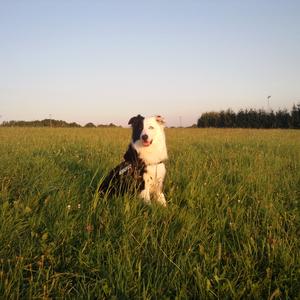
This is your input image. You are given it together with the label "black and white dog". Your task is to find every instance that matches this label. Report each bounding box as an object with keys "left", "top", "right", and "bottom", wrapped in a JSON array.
[{"left": 99, "top": 114, "right": 168, "bottom": 206}]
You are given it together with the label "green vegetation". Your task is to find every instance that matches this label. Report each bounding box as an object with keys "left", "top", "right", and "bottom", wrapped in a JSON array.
[
  {"left": 197, "top": 104, "right": 300, "bottom": 129},
  {"left": 0, "top": 128, "right": 299, "bottom": 299},
  {"left": 0, "top": 119, "right": 120, "bottom": 128}
]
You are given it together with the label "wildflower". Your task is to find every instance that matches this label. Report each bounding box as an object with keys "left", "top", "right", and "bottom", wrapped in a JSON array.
[
  {"left": 44, "top": 197, "right": 50, "bottom": 205},
  {"left": 267, "top": 236, "right": 277, "bottom": 249},
  {"left": 67, "top": 204, "right": 71, "bottom": 210},
  {"left": 25, "top": 206, "right": 32, "bottom": 213},
  {"left": 77, "top": 203, "right": 81, "bottom": 209},
  {"left": 86, "top": 224, "right": 94, "bottom": 233}
]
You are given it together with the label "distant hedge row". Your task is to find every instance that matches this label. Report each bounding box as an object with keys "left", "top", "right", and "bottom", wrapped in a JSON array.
[
  {"left": 197, "top": 104, "right": 300, "bottom": 129},
  {"left": 0, "top": 119, "right": 119, "bottom": 128},
  {"left": 2, "top": 104, "right": 300, "bottom": 129}
]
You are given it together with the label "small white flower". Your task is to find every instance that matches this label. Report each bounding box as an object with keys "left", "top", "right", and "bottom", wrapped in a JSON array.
[
  {"left": 67, "top": 204, "right": 71, "bottom": 210},
  {"left": 77, "top": 203, "right": 81, "bottom": 209}
]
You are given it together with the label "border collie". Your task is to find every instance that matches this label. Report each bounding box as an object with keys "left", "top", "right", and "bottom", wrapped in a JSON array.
[{"left": 99, "top": 114, "right": 168, "bottom": 206}]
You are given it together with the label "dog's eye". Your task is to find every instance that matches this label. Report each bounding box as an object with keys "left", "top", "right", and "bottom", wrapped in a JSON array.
[{"left": 148, "top": 126, "right": 154, "bottom": 130}]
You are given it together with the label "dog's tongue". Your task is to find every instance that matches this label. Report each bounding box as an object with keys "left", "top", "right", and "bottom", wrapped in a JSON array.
[{"left": 143, "top": 140, "right": 151, "bottom": 147}]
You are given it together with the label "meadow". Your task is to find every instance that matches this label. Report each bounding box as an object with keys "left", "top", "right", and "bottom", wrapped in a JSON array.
[{"left": 0, "top": 127, "right": 299, "bottom": 299}]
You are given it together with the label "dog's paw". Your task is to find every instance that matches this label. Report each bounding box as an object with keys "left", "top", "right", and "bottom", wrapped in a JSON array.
[
  {"left": 139, "top": 189, "right": 151, "bottom": 204},
  {"left": 156, "top": 193, "right": 167, "bottom": 207}
]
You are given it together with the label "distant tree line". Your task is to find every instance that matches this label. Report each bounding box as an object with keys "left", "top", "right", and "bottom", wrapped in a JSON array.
[
  {"left": 0, "top": 119, "right": 119, "bottom": 128},
  {"left": 197, "top": 104, "right": 300, "bottom": 129}
]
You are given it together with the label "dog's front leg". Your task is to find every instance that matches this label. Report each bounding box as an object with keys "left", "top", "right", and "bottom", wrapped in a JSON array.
[
  {"left": 139, "top": 189, "right": 151, "bottom": 205},
  {"left": 154, "top": 181, "right": 167, "bottom": 207},
  {"left": 153, "top": 164, "right": 167, "bottom": 207},
  {"left": 156, "top": 192, "right": 167, "bottom": 207}
]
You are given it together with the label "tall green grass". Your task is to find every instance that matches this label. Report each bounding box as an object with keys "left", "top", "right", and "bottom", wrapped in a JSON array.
[{"left": 0, "top": 128, "right": 299, "bottom": 298}]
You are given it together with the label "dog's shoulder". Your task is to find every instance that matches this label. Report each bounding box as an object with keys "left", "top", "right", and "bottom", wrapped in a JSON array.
[
  {"left": 99, "top": 144, "right": 146, "bottom": 195},
  {"left": 124, "top": 144, "right": 147, "bottom": 168},
  {"left": 123, "top": 143, "right": 139, "bottom": 163}
]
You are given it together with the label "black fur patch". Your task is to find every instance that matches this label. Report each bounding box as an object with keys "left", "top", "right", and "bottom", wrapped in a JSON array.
[
  {"left": 128, "top": 114, "right": 144, "bottom": 143},
  {"left": 99, "top": 144, "right": 146, "bottom": 196}
]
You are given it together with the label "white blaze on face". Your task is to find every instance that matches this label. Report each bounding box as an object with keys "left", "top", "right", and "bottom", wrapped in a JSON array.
[
  {"left": 132, "top": 116, "right": 168, "bottom": 165},
  {"left": 140, "top": 117, "right": 161, "bottom": 147}
]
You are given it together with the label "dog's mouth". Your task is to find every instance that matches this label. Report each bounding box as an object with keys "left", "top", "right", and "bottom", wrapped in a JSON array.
[{"left": 142, "top": 140, "right": 153, "bottom": 147}]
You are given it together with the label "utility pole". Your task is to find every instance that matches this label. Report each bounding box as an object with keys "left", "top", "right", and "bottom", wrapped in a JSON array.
[
  {"left": 267, "top": 96, "right": 271, "bottom": 111},
  {"left": 179, "top": 116, "right": 182, "bottom": 127},
  {"left": 49, "top": 114, "right": 52, "bottom": 127}
]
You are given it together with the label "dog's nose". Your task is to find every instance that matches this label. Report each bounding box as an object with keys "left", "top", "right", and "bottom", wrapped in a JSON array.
[{"left": 142, "top": 134, "right": 148, "bottom": 141}]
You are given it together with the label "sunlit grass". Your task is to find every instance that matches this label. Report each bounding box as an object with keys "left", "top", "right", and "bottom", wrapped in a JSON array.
[{"left": 0, "top": 127, "right": 299, "bottom": 298}]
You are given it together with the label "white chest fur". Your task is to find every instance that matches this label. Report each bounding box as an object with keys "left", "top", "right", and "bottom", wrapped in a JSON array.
[
  {"left": 144, "top": 163, "right": 166, "bottom": 190},
  {"left": 140, "top": 163, "right": 167, "bottom": 206}
]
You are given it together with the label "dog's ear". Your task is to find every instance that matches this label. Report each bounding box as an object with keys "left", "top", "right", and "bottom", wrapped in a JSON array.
[
  {"left": 155, "top": 115, "right": 165, "bottom": 126},
  {"left": 128, "top": 116, "right": 137, "bottom": 126},
  {"left": 128, "top": 114, "right": 143, "bottom": 126}
]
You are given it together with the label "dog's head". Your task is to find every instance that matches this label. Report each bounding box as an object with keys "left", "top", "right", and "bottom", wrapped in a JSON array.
[{"left": 128, "top": 114, "right": 166, "bottom": 147}]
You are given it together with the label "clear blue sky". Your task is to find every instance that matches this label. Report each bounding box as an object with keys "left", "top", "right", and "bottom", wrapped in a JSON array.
[{"left": 1, "top": 1, "right": 299, "bottom": 126}]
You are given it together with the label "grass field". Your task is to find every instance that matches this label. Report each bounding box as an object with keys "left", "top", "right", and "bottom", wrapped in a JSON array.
[{"left": 0, "top": 127, "right": 299, "bottom": 299}]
